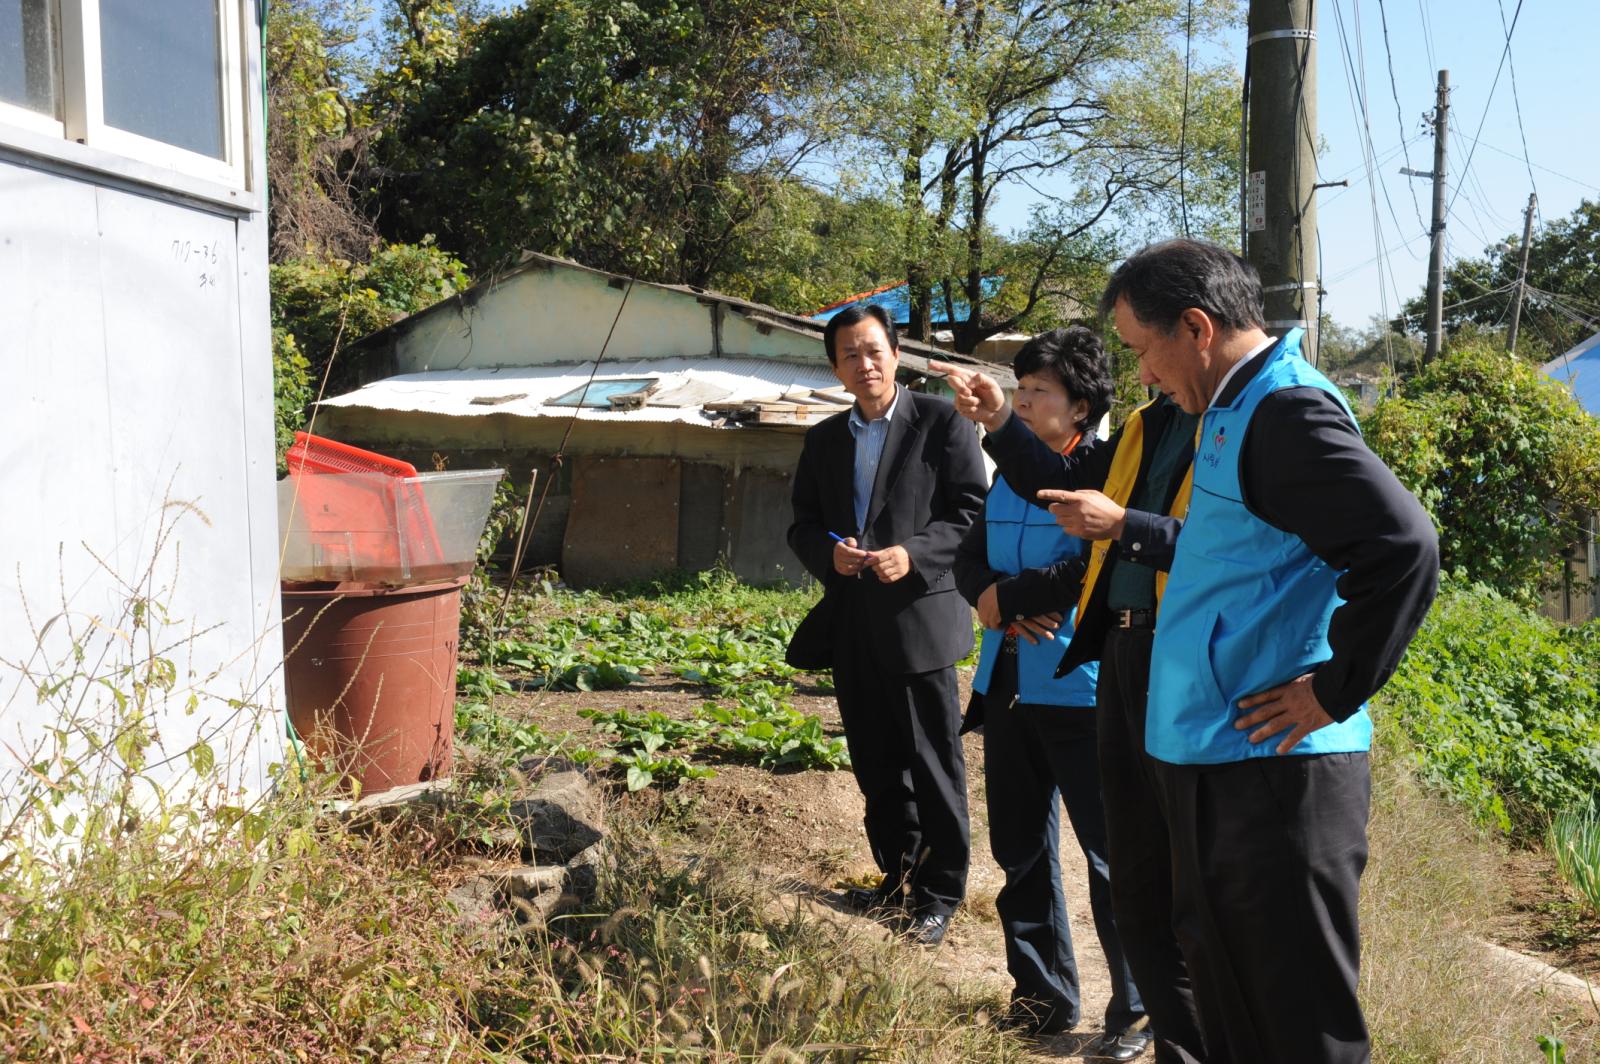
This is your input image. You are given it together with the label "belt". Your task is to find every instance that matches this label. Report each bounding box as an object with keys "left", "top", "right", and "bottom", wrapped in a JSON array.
[{"left": 1112, "top": 607, "right": 1157, "bottom": 630}]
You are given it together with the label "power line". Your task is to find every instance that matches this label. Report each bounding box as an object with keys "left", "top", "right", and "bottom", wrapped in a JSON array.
[
  {"left": 1494, "top": 0, "right": 1540, "bottom": 212},
  {"left": 1444, "top": 0, "right": 1525, "bottom": 218},
  {"left": 1330, "top": 0, "right": 1398, "bottom": 369},
  {"left": 1415, "top": 0, "right": 1437, "bottom": 73},
  {"left": 1337, "top": 1, "right": 1427, "bottom": 262},
  {"left": 1470, "top": 139, "right": 1600, "bottom": 195},
  {"left": 1374, "top": 0, "right": 1427, "bottom": 229},
  {"left": 1325, "top": 226, "right": 1429, "bottom": 285}
]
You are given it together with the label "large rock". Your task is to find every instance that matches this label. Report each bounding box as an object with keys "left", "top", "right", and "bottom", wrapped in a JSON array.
[
  {"left": 444, "top": 756, "right": 608, "bottom": 934},
  {"left": 507, "top": 758, "right": 604, "bottom": 862}
]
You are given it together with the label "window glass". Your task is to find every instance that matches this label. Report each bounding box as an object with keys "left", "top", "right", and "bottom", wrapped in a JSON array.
[
  {"left": 100, "top": 0, "right": 224, "bottom": 159},
  {"left": 0, "top": 0, "right": 59, "bottom": 117},
  {"left": 549, "top": 379, "right": 659, "bottom": 408}
]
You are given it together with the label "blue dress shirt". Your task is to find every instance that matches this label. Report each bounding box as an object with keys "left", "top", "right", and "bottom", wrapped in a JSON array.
[{"left": 846, "top": 385, "right": 902, "bottom": 535}]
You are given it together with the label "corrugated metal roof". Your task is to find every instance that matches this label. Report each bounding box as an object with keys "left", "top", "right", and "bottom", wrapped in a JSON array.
[
  {"left": 1543, "top": 330, "right": 1600, "bottom": 417},
  {"left": 318, "top": 357, "right": 848, "bottom": 427}
]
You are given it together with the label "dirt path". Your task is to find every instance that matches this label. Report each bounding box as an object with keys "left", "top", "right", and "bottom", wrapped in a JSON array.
[{"left": 505, "top": 667, "right": 1125, "bottom": 1058}]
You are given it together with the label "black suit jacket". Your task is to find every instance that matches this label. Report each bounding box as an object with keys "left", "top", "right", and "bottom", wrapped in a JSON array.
[{"left": 787, "top": 388, "right": 987, "bottom": 675}]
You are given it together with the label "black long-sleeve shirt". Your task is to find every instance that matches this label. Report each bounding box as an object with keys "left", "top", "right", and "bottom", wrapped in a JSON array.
[
  {"left": 982, "top": 350, "right": 1440, "bottom": 721},
  {"left": 953, "top": 439, "right": 1098, "bottom": 621}
]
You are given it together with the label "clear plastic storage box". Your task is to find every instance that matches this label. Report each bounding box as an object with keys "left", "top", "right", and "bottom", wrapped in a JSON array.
[{"left": 278, "top": 468, "right": 504, "bottom": 584}]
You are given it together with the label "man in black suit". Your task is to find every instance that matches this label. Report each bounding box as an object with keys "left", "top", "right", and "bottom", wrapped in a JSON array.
[{"left": 787, "top": 305, "right": 987, "bottom": 947}]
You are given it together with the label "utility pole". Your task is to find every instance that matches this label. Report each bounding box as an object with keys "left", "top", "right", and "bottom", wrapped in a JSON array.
[
  {"left": 1506, "top": 192, "right": 1537, "bottom": 356},
  {"left": 1423, "top": 70, "right": 1450, "bottom": 365},
  {"left": 1244, "top": 0, "right": 1319, "bottom": 357}
]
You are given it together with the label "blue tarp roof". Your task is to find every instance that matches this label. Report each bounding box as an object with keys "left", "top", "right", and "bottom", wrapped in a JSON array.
[
  {"left": 1542, "top": 331, "right": 1600, "bottom": 417},
  {"left": 811, "top": 277, "right": 1005, "bottom": 326}
]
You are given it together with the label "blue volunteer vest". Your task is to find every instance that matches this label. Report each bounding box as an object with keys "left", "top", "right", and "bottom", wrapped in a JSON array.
[
  {"left": 972, "top": 476, "right": 1099, "bottom": 708},
  {"left": 1146, "top": 329, "right": 1373, "bottom": 765}
]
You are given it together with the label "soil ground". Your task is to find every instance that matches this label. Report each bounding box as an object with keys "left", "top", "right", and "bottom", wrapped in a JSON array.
[
  {"left": 498, "top": 658, "right": 1600, "bottom": 1058},
  {"left": 504, "top": 664, "right": 1133, "bottom": 1059}
]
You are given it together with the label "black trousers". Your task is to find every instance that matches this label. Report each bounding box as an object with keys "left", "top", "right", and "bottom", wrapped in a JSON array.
[
  {"left": 981, "top": 649, "right": 1145, "bottom": 1032},
  {"left": 1098, "top": 627, "right": 1207, "bottom": 1063},
  {"left": 1161, "top": 753, "right": 1372, "bottom": 1064},
  {"left": 831, "top": 617, "right": 969, "bottom": 917}
]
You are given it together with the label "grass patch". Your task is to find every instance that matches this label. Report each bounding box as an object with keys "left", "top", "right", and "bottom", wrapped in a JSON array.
[
  {"left": 1362, "top": 725, "right": 1598, "bottom": 1062},
  {"left": 482, "top": 812, "right": 1030, "bottom": 1062}
]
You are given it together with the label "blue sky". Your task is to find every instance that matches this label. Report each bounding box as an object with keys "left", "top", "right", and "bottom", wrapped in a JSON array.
[
  {"left": 1301, "top": 0, "right": 1600, "bottom": 329},
  {"left": 997, "top": 0, "right": 1600, "bottom": 330}
]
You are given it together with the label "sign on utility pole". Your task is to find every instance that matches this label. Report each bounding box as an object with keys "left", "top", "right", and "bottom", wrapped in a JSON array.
[
  {"left": 1244, "top": 0, "right": 1319, "bottom": 359},
  {"left": 1506, "top": 193, "right": 1537, "bottom": 356}
]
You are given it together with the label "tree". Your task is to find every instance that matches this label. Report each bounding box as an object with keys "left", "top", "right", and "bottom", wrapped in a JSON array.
[
  {"left": 1316, "top": 313, "right": 1423, "bottom": 379},
  {"left": 855, "top": 0, "right": 1243, "bottom": 351},
  {"left": 265, "top": 0, "right": 377, "bottom": 261},
  {"left": 270, "top": 241, "right": 472, "bottom": 404},
  {"left": 1400, "top": 198, "right": 1600, "bottom": 359},
  {"left": 1365, "top": 339, "right": 1600, "bottom": 602},
  {"left": 364, "top": 0, "right": 875, "bottom": 285}
]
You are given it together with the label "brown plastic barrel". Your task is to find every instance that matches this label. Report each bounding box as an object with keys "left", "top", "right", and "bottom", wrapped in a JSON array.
[{"left": 280, "top": 578, "right": 465, "bottom": 795}]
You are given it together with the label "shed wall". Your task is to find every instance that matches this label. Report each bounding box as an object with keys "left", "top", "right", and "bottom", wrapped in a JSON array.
[{"left": 314, "top": 408, "right": 812, "bottom": 586}]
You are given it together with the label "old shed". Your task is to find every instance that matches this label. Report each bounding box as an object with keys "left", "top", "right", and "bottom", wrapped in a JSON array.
[{"left": 316, "top": 253, "right": 1010, "bottom": 587}]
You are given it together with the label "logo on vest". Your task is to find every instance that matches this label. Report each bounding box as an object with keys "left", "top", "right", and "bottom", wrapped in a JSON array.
[{"left": 1201, "top": 424, "right": 1227, "bottom": 468}]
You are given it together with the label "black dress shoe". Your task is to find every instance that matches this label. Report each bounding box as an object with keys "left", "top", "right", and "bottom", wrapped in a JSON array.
[
  {"left": 902, "top": 911, "right": 950, "bottom": 947},
  {"left": 1090, "top": 1027, "right": 1154, "bottom": 1061},
  {"left": 839, "top": 885, "right": 902, "bottom": 920},
  {"left": 993, "top": 999, "right": 1075, "bottom": 1036}
]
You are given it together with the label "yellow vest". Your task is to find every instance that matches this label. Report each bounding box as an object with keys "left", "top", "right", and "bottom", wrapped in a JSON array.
[{"left": 1075, "top": 401, "right": 1198, "bottom": 620}]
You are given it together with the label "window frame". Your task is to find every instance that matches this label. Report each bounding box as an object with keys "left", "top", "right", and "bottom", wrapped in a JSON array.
[{"left": 1, "top": 0, "right": 255, "bottom": 201}]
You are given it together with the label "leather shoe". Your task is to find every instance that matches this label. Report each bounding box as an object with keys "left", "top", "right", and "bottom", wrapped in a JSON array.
[
  {"left": 993, "top": 999, "right": 1075, "bottom": 1037},
  {"left": 902, "top": 911, "right": 950, "bottom": 947},
  {"left": 1090, "top": 1027, "right": 1154, "bottom": 1061},
  {"left": 838, "top": 885, "right": 902, "bottom": 920}
]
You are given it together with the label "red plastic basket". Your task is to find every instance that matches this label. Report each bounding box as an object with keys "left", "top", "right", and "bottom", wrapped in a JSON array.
[{"left": 283, "top": 432, "right": 444, "bottom": 580}]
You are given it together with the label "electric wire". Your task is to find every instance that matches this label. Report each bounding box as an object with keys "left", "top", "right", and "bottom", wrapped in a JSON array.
[
  {"left": 1330, "top": 0, "right": 1398, "bottom": 372},
  {"left": 1469, "top": 140, "right": 1600, "bottom": 195},
  {"left": 1344, "top": 0, "right": 1422, "bottom": 260},
  {"left": 1494, "top": 0, "right": 1540, "bottom": 214},
  {"left": 1415, "top": 0, "right": 1437, "bottom": 73},
  {"left": 1444, "top": 0, "right": 1526, "bottom": 219},
  {"left": 1374, "top": 0, "right": 1427, "bottom": 229}
]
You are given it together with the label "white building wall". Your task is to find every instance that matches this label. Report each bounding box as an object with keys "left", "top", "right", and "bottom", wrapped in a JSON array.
[
  {"left": 392, "top": 259, "right": 838, "bottom": 373},
  {"left": 397, "top": 264, "right": 719, "bottom": 372},
  {"left": 0, "top": 25, "right": 281, "bottom": 804}
]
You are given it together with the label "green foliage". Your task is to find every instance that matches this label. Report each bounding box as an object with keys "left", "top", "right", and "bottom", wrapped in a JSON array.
[
  {"left": 1548, "top": 803, "right": 1600, "bottom": 918},
  {"left": 455, "top": 699, "right": 602, "bottom": 766},
  {"left": 1402, "top": 198, "right": 1600, "bottom": 357},
  {"left": 455, "top": 566, "right": 845, "bottom": 792},
  {"left": 367, "top": 0, "right": 874, "bottom": 285},
  {"left": 265, "top": 0, "right": 375, "bottom": 260},
  {"left": 269, "top": 239, "right": 471, "bottom": 396},
  {"left": 1381, "top": 579, "right": 1600, "bottom": 834},
  {"left": 1365, "top": 340, "right": 1600, "bottom": 601},
  {"left": 859, "top": 0, "right": 1243, "bottom": 350},
  {"left": 270, "top": 327, "right": 313, "bottom": 471}
]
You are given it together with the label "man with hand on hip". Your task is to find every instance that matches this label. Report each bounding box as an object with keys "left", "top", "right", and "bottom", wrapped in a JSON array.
[
  {"left": 943, "top": 240, "right": 1439, "bottom": 1062},
  {"left": 787, "top": 304, "right": 987, "bottom": 948}
]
